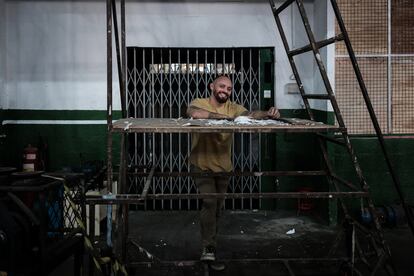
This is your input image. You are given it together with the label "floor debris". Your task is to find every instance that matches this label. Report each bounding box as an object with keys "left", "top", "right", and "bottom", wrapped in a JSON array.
[{"left": 286, "top": 228, "right": 295, "bottom": 235}]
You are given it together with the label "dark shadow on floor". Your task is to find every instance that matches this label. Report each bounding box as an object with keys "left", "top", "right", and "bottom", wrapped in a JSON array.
[{"left": 50, "top": 210, "right": 414, "bottom": 276}]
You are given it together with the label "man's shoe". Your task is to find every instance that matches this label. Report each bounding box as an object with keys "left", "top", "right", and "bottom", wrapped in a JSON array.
[
  {"left": 210, "top": 261, "right": 226, "bottom": 271},
  {"left": 200, "top": 246, "right": 216, "bottom": 262}
]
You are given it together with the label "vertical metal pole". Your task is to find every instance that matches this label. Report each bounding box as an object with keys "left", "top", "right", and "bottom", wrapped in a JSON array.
[
  {"left": 196, "top": 49, "right": 199, "bottom": 98},
  {"left": 38, "top": 192, "right": 47, "bottom": 275},
  {"left": 111, "top": 0, "right": 126, "bottom": 118},
  {"left": 187, "top": 49, "right": 192, "bottom": 210},
  {"left": 249, "top": 49, "right": 253, "bottom": 209},
  {"left": 222, "top": 49, "right": 226, "bottom": 75},
  {"left": 205, "top": 49, "right": 208, "bottom": 96},
  {"left": 134, "top": 48, "right": 138, "bottom": 163},
  {"left": 142, "top": 48, "right": 145, "bottom": 195},
  {"left": 214, "top": 50, "right": 217, "bottom": 80},
  {"left": 151, "top": 49, "right": 156, "bottom": 210},
  {"left": 258, "top": 50, "right": 262, "bottom": 209},
  {"left": 122, "top": 203, "right": 128, "bottom": 261},
  {"left": 121, "top": 0, "right": 126, "bottom": 103},
  {"left": 88, "top": 204, "right": 95, "bottom": 276},
  {"left": 240, "top": 49, "right": 244, "bottom": 210},
  {"left": 160, "top": 49, "right": 164, "bottom": 210},
  {"left": 231, "top": 49, "right": 235, "bottom": 210},
  {"left": 178, "top": 49, "right": 182, "bottom": 210},
  {"left": 169, "top": 49, "right": 173, "bottom": 210},
  {"left": 107, "top": 0, "right": 113, "bottom": 192},
  {"left": 351, "top": 223, "right": 355, "bottom": 272},
  {"left": 106, "top": 203, "right": 113, "bottom": 247},
  {"left": 113, "top": 2, "right": 128, "bottom": 261},
  {"left": 387, "top": 0, "right": 392, "bottom": 133}
]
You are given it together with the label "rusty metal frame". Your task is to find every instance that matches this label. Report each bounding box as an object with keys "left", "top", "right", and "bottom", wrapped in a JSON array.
[
  {"left": 268, "top": 0, "right": 399, "bottom": 275},
  {"left": 86, "top": 191, "right": 368, "bottom": 205},
  {"left": 103, "top": 0, "right": 401, "bottom": 275}
]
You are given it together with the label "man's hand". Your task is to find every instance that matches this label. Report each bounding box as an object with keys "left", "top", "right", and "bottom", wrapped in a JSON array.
[
  {"left": 246, "top": 107, "right": 280, "bottom": 120},
  {"left": 267, "top": 107, "right": 280, "bottom": 119}
]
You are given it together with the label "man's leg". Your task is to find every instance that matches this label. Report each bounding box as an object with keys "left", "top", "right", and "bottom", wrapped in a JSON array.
[
  {"left": 192, "top": 166, "right": 217, "bottom": 261},
  {"left": 215, "top": 176, "right": 230, "bottom": 218},
  {"left": 213, "top": 176, "right": 230, "bottom": 242}
]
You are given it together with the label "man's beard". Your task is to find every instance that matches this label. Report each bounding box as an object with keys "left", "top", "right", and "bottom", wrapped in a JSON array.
[{"left": 213, "top": 91, "right": 229, "bottom": 104}]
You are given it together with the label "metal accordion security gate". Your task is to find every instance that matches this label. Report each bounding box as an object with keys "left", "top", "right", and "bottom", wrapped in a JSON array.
[{"left": 126, "top": 47, "right": 269, "bottom": 210}]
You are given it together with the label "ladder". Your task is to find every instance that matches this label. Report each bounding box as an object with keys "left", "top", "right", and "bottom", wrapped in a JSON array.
[{"left": 269, "top": 0, "right": 411, "bottom": 275}]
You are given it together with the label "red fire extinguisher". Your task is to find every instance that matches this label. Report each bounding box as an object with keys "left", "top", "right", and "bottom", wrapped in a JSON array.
[{"left": 23, "top": 144, "right": 39, "bottom": 171}]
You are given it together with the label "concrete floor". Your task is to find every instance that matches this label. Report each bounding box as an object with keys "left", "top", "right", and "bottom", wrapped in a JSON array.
[
  {"left": 125, "top": 210, "right": 414, "bottom": 276},
  {"left": 51, "top": 210, "right": 414, "bottom": 276}
]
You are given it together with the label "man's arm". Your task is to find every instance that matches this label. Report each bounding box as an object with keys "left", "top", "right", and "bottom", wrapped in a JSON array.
[
  {"left": 186, "top": 106, "right": 232, "bottom": 120},
  {"left": 241, "top": 107, "right": 280, "bottom": 120}
]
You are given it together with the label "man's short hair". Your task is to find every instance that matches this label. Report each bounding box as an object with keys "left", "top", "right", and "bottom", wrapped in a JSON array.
[{"left": 213, "top": 75, "right": 231, "bottom": 84}]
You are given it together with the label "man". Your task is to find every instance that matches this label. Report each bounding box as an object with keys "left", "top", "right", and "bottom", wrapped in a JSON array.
[{"left": 186, "top": 75, "right": 280, "bottom": 262}]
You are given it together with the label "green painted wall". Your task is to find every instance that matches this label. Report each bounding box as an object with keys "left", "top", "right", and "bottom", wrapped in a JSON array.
[
  {"left": 330, "top": 137, "right": 414, "bottom": 205},
  {"left": 259, "top": 109, "right": 414, "bottom": 225},
  {"left": 0, "top": 110, "right": 121, "bottom": 171},
  {"left": 1, "top": 109, "right": 413, "bottom": 224},
  {"left": 260, "top": 109, "right": 330, "bottom": 222}
]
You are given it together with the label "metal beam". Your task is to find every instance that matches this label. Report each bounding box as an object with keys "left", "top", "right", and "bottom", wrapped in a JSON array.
[{"left": 85, "top": 191, "right": 369, "bottom": 204}]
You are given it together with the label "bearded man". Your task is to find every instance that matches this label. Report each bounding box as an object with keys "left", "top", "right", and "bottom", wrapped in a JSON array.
[{"left": 186, "top": 75, "right": 280, "bottom": 262}]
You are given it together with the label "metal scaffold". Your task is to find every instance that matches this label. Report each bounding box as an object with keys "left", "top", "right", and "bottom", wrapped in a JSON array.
[{"left": 85, "top": 0, "right": 414, "bottom": 275}]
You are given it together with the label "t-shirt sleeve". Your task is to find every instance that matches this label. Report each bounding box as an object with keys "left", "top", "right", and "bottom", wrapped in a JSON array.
[
  {"left": 189, "top": 98, "right": 206, "bottom": 109},
  {"left": 233, "top": 104, "right": 248, "bottom": 117}
]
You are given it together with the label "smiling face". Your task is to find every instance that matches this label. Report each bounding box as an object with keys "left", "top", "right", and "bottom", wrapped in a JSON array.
[{"left": 210, "top": 76, "right": 232, "bottom": 104}]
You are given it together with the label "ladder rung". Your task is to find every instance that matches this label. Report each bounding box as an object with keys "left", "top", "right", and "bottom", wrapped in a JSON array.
[
  {"left": 303, "top": 94, "right": 331, "bottom": 100},
  {"left": 316, "top": 134, "right": 347, "bottom": 147},
  {"left": 331, "top": 174, "right": 359, "bottom": 191},
  {"left": 273, "top": 0, "right": 295, "bottom": 15},
  {"left": 288, "top": 34, "right": 344, "bottom": 57}
]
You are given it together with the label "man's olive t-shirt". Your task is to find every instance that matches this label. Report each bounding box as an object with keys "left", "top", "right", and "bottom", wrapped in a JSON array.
[{"left": 189, "top": 98, "right": 247, "bottom": 172}]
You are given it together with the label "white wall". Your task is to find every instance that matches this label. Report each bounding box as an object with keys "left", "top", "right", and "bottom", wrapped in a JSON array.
[
  {"left": 2, "top": 0, "right": 333, "bottom": 112},
  {"left": 276, "top": 2, "right": 315, "bottom": 110},
  {"left": 313, "top": 0, "right": 334, "bottom": 112},
  {"left": 0, "top": 0, "right": 5, "bottom": 109},
  {"left": 5, "top": 1, "right": 109, "bottom": 110}
]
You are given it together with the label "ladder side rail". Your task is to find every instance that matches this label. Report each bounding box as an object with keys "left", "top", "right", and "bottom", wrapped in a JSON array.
[
  {"left": 293, "top": 0, "right": 372, "bottom": 196},
  {"left": 120, "top": 0, "right": 128, "bottom": 263},
  {"left": 329, "top": 0, "right": 414, "bottom": 237},
  {"left": 293, "top": 0, "right": 346, "bottom": 128},
  {"left": 111, "top": 0, "right": 127, "bottom": 119},
  {"left": 269, "top": 0, "right": 315, "bottom": 121},
  {"left": 293, "top": 3, "right": 396, "bottom": 272},
  {"left": 269, "top": 2, "right": 354, "bottom": 229},
  {"left": 121, "top": 0, "right": 126, "bottom": 118},
  {"left": 271, "top": 3, "right": 351, "bottom": 213}
]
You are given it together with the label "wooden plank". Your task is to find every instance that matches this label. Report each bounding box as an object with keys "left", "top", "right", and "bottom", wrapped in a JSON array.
[{"left": 111, "top": 118, "right": 343, "bottom": 133}]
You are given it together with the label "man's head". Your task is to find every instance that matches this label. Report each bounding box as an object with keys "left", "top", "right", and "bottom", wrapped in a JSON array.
[{"left": 210, "top": 76, "right": 232, "bottom": 104}]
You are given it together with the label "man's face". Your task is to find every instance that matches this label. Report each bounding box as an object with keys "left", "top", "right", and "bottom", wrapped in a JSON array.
[{"left": 211, "top": 77, "right": 232, "bottom": 104}]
